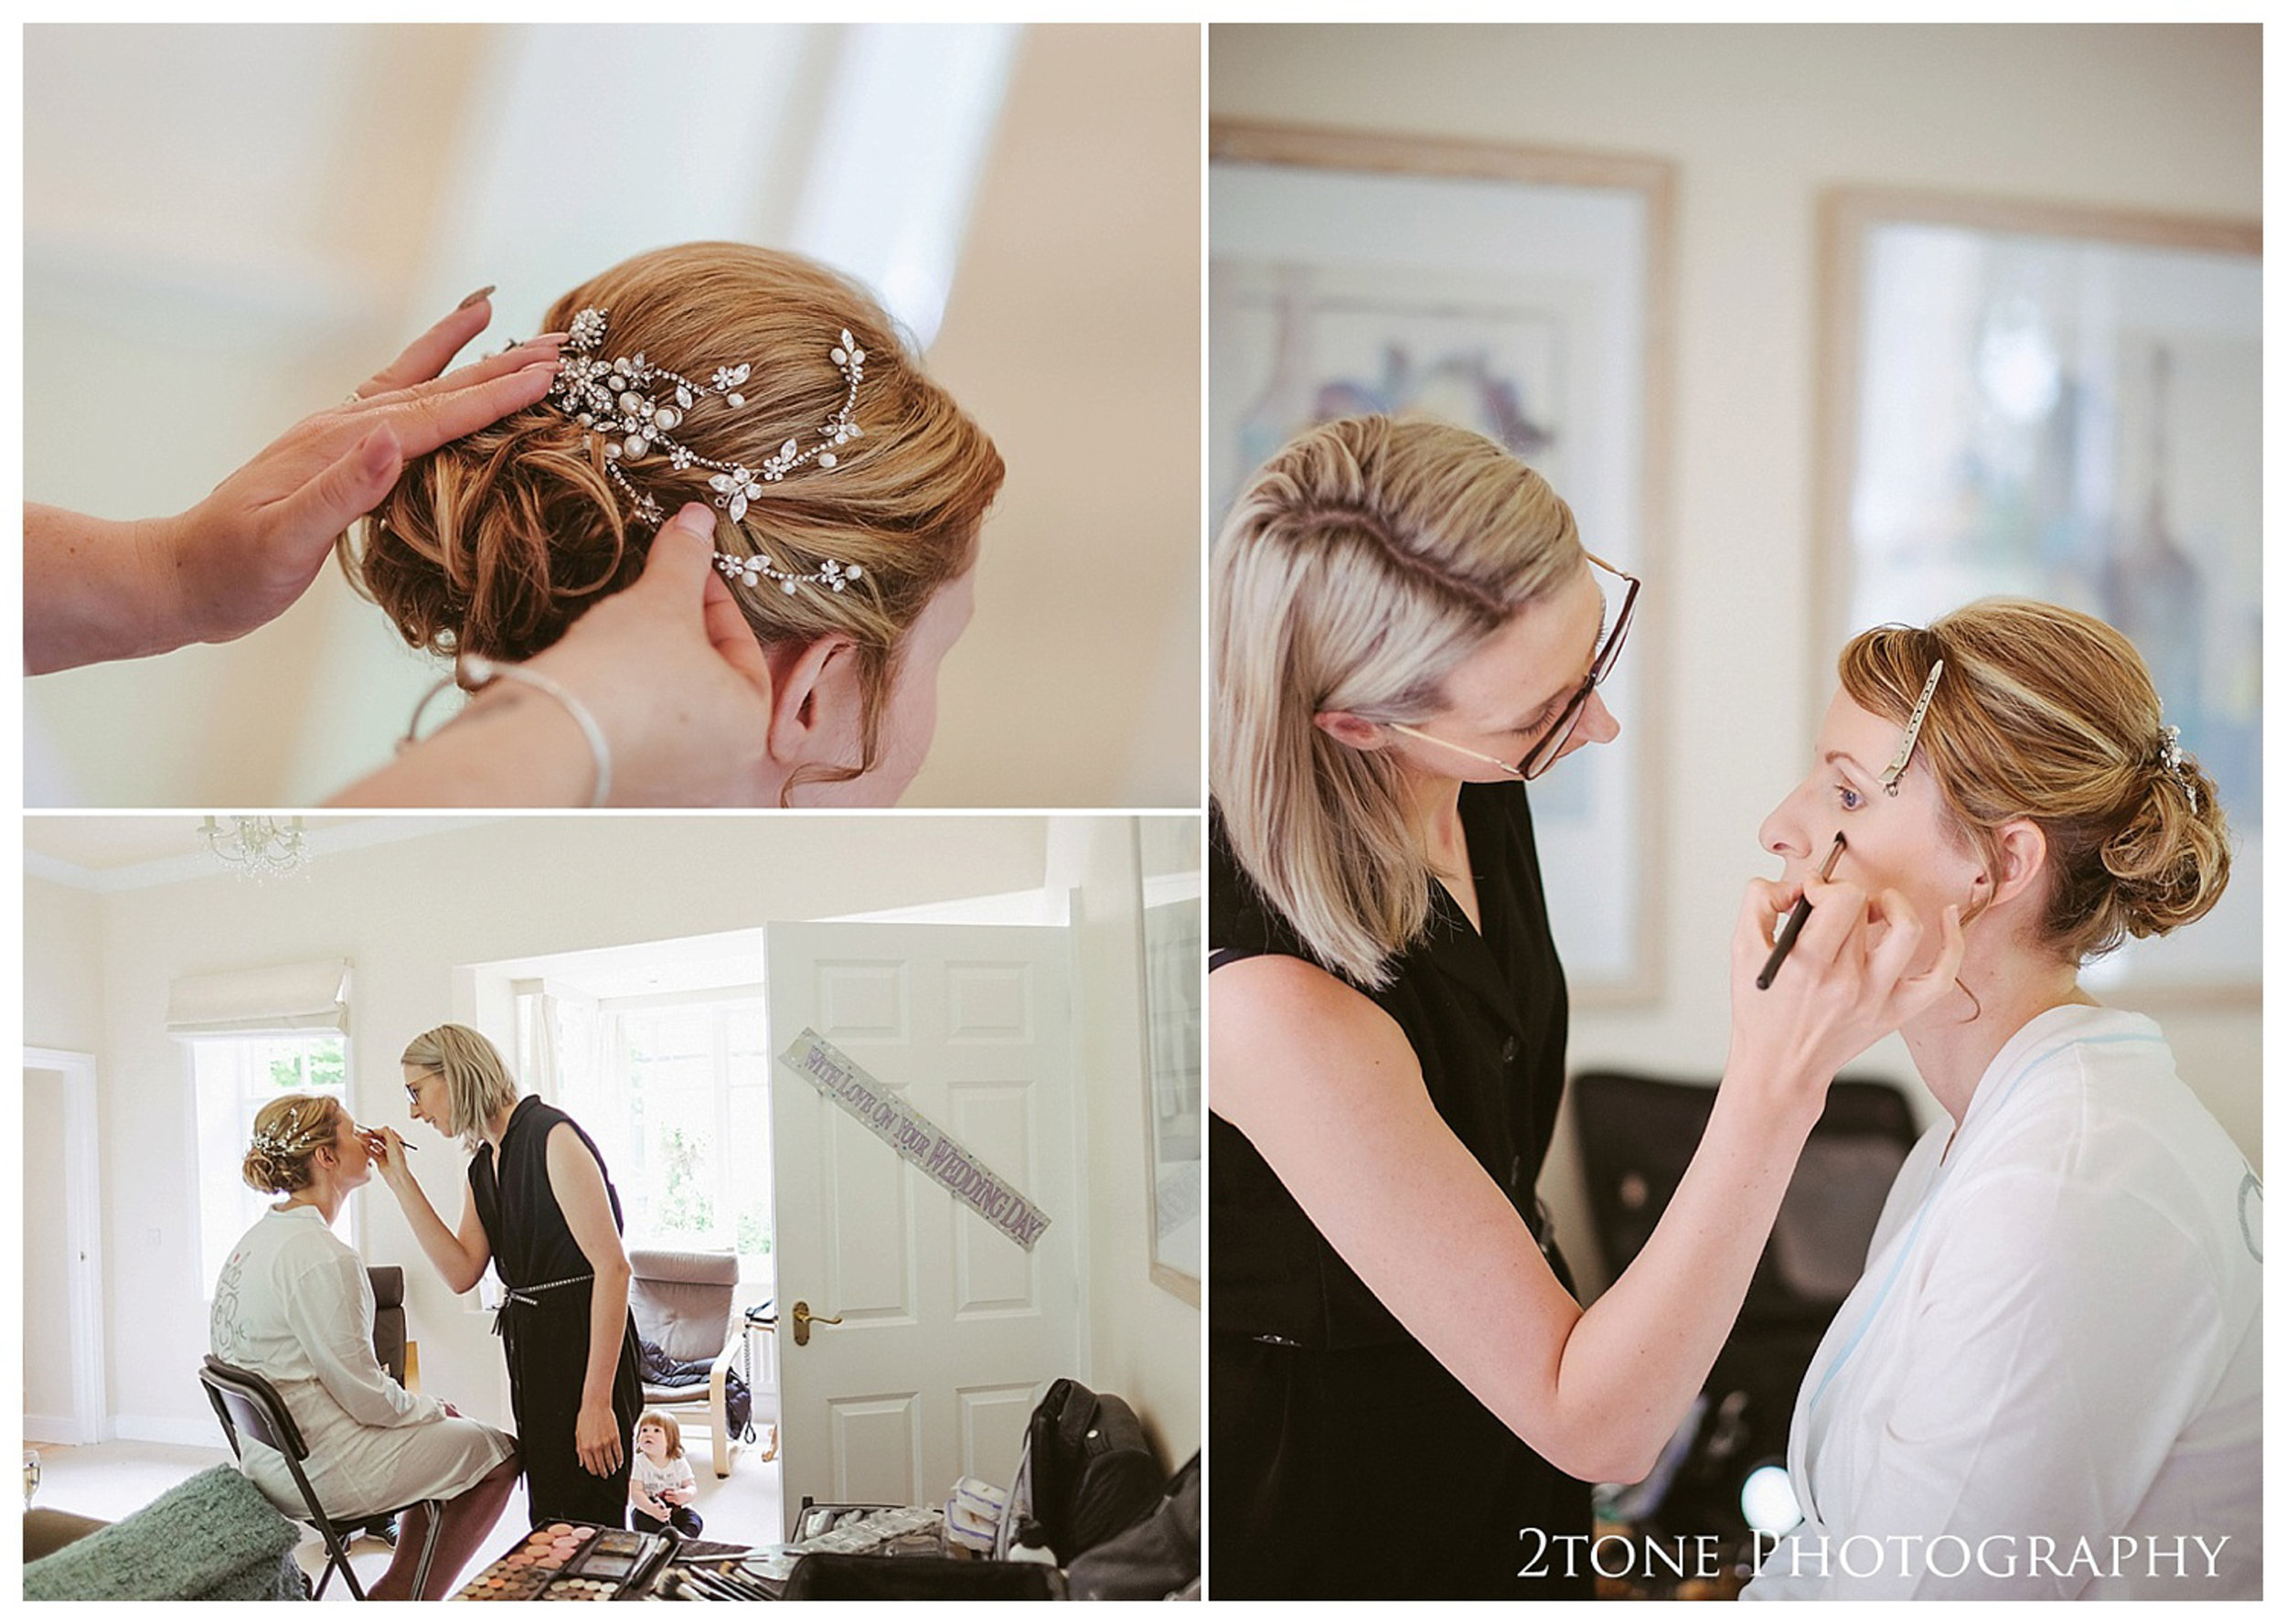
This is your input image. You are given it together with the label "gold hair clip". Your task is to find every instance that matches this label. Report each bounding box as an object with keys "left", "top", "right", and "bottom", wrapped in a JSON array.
[{"left": 1879, "top": 659, "right": 1944, "bottom": 796}]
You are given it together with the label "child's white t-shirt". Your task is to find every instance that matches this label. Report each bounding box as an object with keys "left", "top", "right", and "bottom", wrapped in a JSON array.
[{"left": 634, "top": 1451, "right": 697, "bottom": 1504}]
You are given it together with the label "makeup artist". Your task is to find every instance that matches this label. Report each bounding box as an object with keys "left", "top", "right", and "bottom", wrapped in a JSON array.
[
  {"left": 373, "top": 1025, "right": 644, "bottom": 1528},
  {"left": 1207, "top": 416, "right": 1965, "bottom": 1599}
]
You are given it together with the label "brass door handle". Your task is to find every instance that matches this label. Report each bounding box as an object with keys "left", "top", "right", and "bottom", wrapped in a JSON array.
[{"left": 791, "top": 1300, "right": 843, "bottom": 1347}]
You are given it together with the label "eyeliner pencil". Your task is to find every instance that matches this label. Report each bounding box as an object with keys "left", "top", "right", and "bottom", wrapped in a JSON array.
[{"left": 1757, "top": 833, "right": 1846, "bottom": 990}]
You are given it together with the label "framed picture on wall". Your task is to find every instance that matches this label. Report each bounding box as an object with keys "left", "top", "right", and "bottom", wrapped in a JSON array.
[
  {"left": 1208, "top": 121, "right": 1675, "bottom": 1003},
  {"left": 1816, "top": 188, "right": 2260, "bottom": 1002}
]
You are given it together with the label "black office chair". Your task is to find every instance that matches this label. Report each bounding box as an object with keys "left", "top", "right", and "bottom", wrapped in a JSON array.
[
  {"left": 198, "top": 1355, "right": 445, "bottom": 1600},
  {"left": 1569, "top": 1072, "right": 1919, "bottom": 1545}
]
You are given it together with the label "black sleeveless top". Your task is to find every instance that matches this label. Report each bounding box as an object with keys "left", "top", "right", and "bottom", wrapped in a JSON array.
[
  {"left": 470, "top": 1096, "right": 626, "bottom": 1291},
  {"left": 1208, "top": 783, "right": 1590, "bottom": 1597},
  {"left": 470, "top": 1096, "right": 644, "bottom": 1526}
]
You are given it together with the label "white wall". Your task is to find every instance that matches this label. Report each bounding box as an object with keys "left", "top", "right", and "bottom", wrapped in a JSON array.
[
  {"left": 1211, "top": 24, "right": 2262, "bottom": 1292},
  {"left": 921, "top": 26, "right": 1202, "bottom": 809},
  {"left": 25, "top": 875, "right": 104, "bottom": 1054},
  {"left": 1052, "top": 818, "right": 1202, "bottom": 1466}
]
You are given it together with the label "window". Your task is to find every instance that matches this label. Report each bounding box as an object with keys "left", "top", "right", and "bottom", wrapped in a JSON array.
[
  {"left": 543, "top": 990, "right": 774, "bottom": 1279},
  {"left": 192, "top": 1032, "right": 351, "bottom": 1293}
]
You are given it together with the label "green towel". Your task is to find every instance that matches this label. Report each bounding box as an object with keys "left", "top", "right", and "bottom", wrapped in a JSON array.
[{"left": 23, "top": 1464, "right": 304, "bottom": 1601}]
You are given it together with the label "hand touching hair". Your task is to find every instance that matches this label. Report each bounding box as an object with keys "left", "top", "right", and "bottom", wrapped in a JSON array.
[{"left": 342, "top": 242, "right": 1002, "bottom": 788}]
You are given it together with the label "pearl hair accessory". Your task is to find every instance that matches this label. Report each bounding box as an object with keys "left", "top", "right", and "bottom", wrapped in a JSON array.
[
  {"left": 2157, "top": 723, "right": 2199, "bottom": 813},
  {"left": 251, "top": 1105, "right": 316, "bottom": 1159},
  {"left": 543, "top": 306, "right": 868, "bottom": 597}
]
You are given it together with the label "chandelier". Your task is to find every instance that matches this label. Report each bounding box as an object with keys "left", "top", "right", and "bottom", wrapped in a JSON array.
[{"left": 200, "top": 816, "right": 309, "bottom": 881}]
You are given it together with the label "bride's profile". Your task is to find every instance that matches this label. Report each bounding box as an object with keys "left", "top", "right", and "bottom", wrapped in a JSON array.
[{"left": 339, "top": 241, "right": 1003, "bottom": 807}]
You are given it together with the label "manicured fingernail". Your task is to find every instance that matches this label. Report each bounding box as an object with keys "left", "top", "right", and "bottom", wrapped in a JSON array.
[
  {"left": 362, "top": 427, "right": 399, "bottom": 476},
  {"left": 669, "top": 502, "right": 712, "bottom": 533},
  {"left": 457, "top": 284, "right": 497, "bottom": 310}
]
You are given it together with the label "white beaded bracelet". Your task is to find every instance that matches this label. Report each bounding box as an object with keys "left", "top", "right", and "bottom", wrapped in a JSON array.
[{"left": 401, "top": 653, "right": 614, "bottom": 808}]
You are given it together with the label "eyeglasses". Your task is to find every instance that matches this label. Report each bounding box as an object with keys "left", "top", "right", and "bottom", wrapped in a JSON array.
[
  {"left": 405, "top": 1068, "right": 441, "bottom": 1106},
  {"left": 1389, "top": 553, "right": 1639, "bottom": 781}
]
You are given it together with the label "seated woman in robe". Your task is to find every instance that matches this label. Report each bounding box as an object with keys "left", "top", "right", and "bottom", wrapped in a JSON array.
[
  {"left": 1746, "top": 599, "right": 2258, "bottom": 1600},
  {"left": 338, "top": 241, "right": 1002, "bottom": 807},
  {"left": 211, "top": 1094, "right": 520, "bottom": 1599}
]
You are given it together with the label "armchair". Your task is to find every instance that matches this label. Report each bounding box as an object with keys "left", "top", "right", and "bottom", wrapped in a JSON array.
[{"left": 627, "top": 1249, "right": 755, "bottom": 1480}]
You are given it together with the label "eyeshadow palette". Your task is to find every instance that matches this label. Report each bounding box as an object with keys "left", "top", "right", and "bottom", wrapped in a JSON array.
[{"left": 454, "top": 1522, "right": 670, "bottom": 1601}]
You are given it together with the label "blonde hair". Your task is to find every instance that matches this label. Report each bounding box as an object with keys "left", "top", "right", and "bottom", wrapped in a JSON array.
[
  {"left": 342, "top": 242, "right": 1003, "bottom": 788},
  {"left": 1211, "top": 416, "right": 1585, "bottom": 987},
  {"left": 401, "top": 1024, "right": 522, "bottom": 1150},
  {"left": 241, "top": 1095, "right": 346, "bottom": 1195},
  {"left": 1840, "top": 598, "right": 2229, "bottom": 964},
  {"left": 636, "top": 1411, "right": 684, "bottom": 1459}
]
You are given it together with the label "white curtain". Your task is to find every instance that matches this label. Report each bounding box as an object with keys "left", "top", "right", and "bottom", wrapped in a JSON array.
[{"left": 165, "top": 958, "right": 349, "bottom": 1038}]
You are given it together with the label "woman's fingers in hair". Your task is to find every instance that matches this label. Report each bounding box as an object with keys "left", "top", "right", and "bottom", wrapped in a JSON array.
[
  {"left": 368, "top": 356, "right": 561, "bottom": 458},
  {"left": 384, "top": 331, "right": 570, "bottom": 405}
]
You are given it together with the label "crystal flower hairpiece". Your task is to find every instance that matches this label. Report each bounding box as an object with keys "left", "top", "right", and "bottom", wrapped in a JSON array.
[
  {"left": 251, "top": 1104, "right": 309, "bottom": 1158},
  {"left": 543, "top": 306, "right": 869, "bottom": 596}
]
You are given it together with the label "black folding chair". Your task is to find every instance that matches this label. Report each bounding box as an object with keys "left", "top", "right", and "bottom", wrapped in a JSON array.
[{"left": 198, "top": 1355, "right": 444, "bottom": 1600}]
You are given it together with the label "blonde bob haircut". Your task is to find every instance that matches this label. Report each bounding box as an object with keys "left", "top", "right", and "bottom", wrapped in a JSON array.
[
  {"left": 343, "top": 241, "right": 1004, "bottom": 791},
  {"left": 1841, "top": 598, "right": 2229, "bottom": 965},
  {"left": 1212, "top": 415, "right": 1586, "bottom": 988},
  {"left": 401, "top": 1023, "right": 523, "bottom": 1150},
  {"left": 241, "top": 1094, "right": 347, "bottom": 1196}
]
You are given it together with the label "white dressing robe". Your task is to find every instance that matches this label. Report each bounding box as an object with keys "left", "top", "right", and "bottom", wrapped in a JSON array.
[
  {"left": 210, "top": 1205, "right": 514, "bottom": 1521},
  {"left": 1747, "top": 1005, "right": 2259, "bottom": 1599}
]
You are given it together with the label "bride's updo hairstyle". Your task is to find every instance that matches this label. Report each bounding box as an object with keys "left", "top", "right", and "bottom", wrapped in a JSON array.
[
  {"left": 1841, "top": 598, "right": 2230, "bottom": 965},
  {"left": 1212, "top": 415, "right": 1585, "bottom": 988},
  {"left": 344, "top": 242, "right": 1002, "bottom": 777},
  {"left": 241, "top": 1095, "right": 346, "bottom": 1195}
]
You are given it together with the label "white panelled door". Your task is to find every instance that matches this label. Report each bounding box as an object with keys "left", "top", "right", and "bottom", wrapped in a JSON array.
[{"left": 764, "top": 921, "right": 1077, "bottom": 1531}]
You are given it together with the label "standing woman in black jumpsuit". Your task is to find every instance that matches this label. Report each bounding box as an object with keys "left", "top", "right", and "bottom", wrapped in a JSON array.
[
  {"left": 1208, "top": 417, "right": 1963, "bottom": 1597},
  {"left": 377, "top": 1024, "right": 645, "bottom": 1527}
]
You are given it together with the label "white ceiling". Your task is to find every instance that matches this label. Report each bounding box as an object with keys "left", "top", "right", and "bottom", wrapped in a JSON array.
[
  {"left": 23, "top": 815, "right": 360, "bottom": 871},
  {"left": 21, "top": 815, "right": 496, "bottom": 889}
]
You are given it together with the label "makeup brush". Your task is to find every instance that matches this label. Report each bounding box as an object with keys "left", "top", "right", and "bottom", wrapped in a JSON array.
[
  {"left": 356, "top": 1124, "right": 415, "bottom": 1150},
  {"left": 1757, "top": 833, "right": 1847, "bottom": 990}
]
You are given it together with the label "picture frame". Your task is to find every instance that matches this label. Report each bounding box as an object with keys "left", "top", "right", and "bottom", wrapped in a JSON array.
[
  {"left": 1209, "top": 121, "right": 1674, "bottom": 1002},
  {"left": 1816, "top": 188, "right": 2260, "bottom": 1003}
]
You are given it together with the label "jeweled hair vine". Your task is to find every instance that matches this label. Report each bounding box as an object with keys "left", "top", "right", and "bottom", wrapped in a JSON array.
[{"left": 545, "top": 305, "right": 870, "bottom": 596}]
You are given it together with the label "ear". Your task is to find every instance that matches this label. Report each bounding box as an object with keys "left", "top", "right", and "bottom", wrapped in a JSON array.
[
  {"left": 1312, "top": 710, "right": 1384, "bottom": 753},
  {"left": 764, "top": 634, "right": 864, "bottom": 768},
  {"left": 1982, "top": 818, "right": 2049, "bottom": 911}
]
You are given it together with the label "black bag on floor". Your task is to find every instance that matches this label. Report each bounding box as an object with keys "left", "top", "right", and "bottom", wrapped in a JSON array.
[
  {"left": 1020, "top": 1377, "right": 1164, "bottom": 1564},
  {"left": 1067, "top": 1451, "right": 1201, "bottom": 1600}
]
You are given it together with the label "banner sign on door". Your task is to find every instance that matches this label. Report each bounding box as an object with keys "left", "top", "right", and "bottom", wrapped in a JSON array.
[{"left": 779, "top": 1029, "right": 1053, "bottom": 1251}]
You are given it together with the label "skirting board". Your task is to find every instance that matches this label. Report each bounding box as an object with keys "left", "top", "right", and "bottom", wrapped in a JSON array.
[{"left": 23, "top": 1415, "right": 98, "bottom": 1448}]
